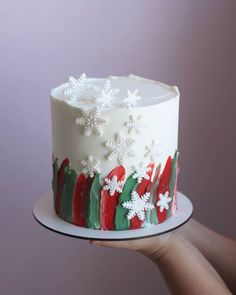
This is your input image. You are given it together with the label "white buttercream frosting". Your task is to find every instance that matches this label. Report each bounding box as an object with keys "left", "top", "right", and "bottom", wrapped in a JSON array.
[
  {"left": 51, "top": 74, "right": 179, "bottom": 109},
  {"left": 50, "top": 74, "right": 179, "bottom": 178}
]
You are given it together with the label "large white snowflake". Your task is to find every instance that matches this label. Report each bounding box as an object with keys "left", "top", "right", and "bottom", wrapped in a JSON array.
[
  {"left": 103, "top": 175, "right": 124, "bottom": 196},
  {"left": 132, "top": 164, "right": 151, "bottom": 183},
  {"left": 75, "top": 107, "right": 108, "bottom": 136},
  {"left": 105, "top": 132, "right": 136, "bottom": 165},
  {"left": 145, "top": 140, "right": 160, "bottom": 162},
  {"left": 64, "top": 73, "right": 87, "bottom": 101},
  {"left": 122, "top": 191, "right": 154, "bottom": 221},
  {"left": 81, "top": 155, "right": 100, "bottom": 178},
  {"left": 124, "top": 114, "right": 145, "bottom": 134},
  {"left": 122, "top": 89, "right": 141, "bottom": 108},
  {"left": 93, "top": 79, "right": 120, "bottom": 108},
  {"left": 156, "top": 192, "right": 172, "bottom": 212}
]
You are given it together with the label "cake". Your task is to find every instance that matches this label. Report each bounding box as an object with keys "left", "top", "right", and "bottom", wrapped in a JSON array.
[{"left": 50, "top": 74, "right": 180, "bottom": 230}]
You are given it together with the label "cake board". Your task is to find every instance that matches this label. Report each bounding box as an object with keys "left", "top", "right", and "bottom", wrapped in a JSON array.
[{"left": 33, "top": 192, "right": 193, "bottom": 241}]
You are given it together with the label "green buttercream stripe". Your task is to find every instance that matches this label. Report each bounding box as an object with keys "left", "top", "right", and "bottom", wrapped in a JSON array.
[
  {"left": 87, "top": 174, "right": 102, "bottom": 229},
  {"left": 115, "top": 175, "right": 137, "bottom": 230},
  {"left": 145, "top": 209, "right": 151, "bottom": 225},
  {"left": 61, "top": 167, "right": 77, "bottom": 222},
  {"left": 52, "top": 158, "right": 58, "bottom": 201},
  {"left": 150, "top": 208, "right": 159, "bottom": 225},
  {"left": 167, "top": 151, "right": 179, "bottom": 218}
]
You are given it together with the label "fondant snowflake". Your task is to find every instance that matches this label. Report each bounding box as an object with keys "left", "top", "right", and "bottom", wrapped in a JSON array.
[
  {"left": 122, "top": 89, "right": 141, "bottom": 108},
  {"left": 132, "top": 164, "right": 151, "bottom": 183},
  {"left": 81, "top": 156, "right": 100, "bottom": 178},
  {"left": 142, "top": 221, "right": 155, "bottom": 228},
  {"left": 75, "top": 107, "right": 108, "bottom": 136},
  {"left": 103, "top": 175, "right": 124, "bottom": 196},
  {"left": 93, "top": 79, "right": 120, "bottom": 108},
  {"left": 105, "top": 132, "right": 135, "bottom": 165},
  {"left": 124, "top": 114, "right": 145, "bottom": 134},
  {"left": 156, "top": 192, "right": 172, "bottom": 212},
  {"left": 145, "top": 140, "right": 160, "bottom": 162},
  {"left": 122, "top": 191, "right": 154, "bottom": 221},
  {"left": 64, "top": 73, "right": 87, "bottom": 101}
]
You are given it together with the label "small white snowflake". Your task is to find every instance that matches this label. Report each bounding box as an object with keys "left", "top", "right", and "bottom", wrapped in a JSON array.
[
  {"left": 93, "top": 79, "right": 120, "bottom": 108},
  {"left": 142, "top": 221, "right": 155, "bottom": 228},
  {"left": 103, "top": 175, "right": 124, "bottom": 196},
  {"left": 124, "top": 114, "right": 145, "bottom": 134},
  {"left": 81, "top": 156, "right": 100, "bottom": 178},
  {"left": 122, "top": 191, "right": 154, "bottom": 221},
  {"left": 122, "top": 89, "right": 141, "bottom": 108},
  {"left": 105, "top": 132, "right": 136, "bottom": 165},
  {"left": 75, "top": 107, "right": 108, "bottom": 136},
  {"left": 156, "top": 192, "right": 172, "bottom": 212},
  {"left": 64, "top": 73, "right": 87, "bottom": 101},
  {"left": 132, "top": 164, "right": 151, "bottom": 183},
  {"left": 145, "top": 140, "right": 160, "bottom": 162}
]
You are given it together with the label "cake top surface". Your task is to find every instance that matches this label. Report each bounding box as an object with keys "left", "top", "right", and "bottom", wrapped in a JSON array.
[{"left": 51, "top": 74, "right": 179, "bottom": 110}]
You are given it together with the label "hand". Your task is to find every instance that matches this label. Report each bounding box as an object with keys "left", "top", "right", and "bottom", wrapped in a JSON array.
[{"left": 90, "top": 231, "right": 175, "bottom": 261}]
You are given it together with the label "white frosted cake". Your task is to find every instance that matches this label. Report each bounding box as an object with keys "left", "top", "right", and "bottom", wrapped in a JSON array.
[{"left": 50, "top": 74, "right": 180, "bottom": 230}]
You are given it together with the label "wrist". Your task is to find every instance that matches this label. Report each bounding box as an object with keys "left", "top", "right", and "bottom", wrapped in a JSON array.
[{"left": 138, "top": 232, "right": 178, "bottom": 261}]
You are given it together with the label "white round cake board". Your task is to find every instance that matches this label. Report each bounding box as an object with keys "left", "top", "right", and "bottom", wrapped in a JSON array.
[{"left": 33, "top": 192, "right": 193, "bottom": 241}]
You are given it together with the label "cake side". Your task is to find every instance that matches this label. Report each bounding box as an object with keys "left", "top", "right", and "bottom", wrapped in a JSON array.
[
  {"left": 50, "top": 94, "right": 179, "bottom": 178},
  {"left": 50, "top": 74, "right": 180, "bottom": 230}
]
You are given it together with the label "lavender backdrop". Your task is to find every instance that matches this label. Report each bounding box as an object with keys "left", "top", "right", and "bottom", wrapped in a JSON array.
[{"left": 0, "top": 1, "right": 235, "bottom": 294}]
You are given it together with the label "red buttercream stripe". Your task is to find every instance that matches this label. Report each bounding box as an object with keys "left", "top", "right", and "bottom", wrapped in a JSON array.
[
  {"left": 100, "top": 165, "right": 126, "bottom": 230},
  {"left": 55, "top": 159, "right": 70, "bottom": 216},
  {"left": 155, "top": 156, "right": 172, "bottom": 223},
  {"left": 72, "top": 173, "right": 86, "bottom": 225},
  {"left": 131, "top": 162, "right": 155, "bottom": 229}
]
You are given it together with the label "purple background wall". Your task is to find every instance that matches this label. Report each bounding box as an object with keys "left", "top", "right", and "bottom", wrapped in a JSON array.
[{"left": 1, "top": 1, "right": 235, "bottom": 294}]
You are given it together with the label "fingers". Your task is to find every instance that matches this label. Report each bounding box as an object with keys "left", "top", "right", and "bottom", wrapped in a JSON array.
[
  {"left": 89, "top": 232, "right": 174, "bottom": 257},
  {"left": 89, "top": 236, "right": 159, "bottom": 251},
  {"left": 90, "top": 239, "right": 135, "bottom": 249}
]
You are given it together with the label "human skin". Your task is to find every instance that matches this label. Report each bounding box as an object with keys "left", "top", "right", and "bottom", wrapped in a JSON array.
[
  {"left": 180, "top": 219, "right": 236, "bottom": 292},
  {"left": 91, "top": 219, "right": 235, "bottom": 295}
]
